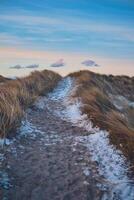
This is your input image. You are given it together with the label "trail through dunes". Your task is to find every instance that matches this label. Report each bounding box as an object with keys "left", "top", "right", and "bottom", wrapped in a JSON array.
[{"left": 0, "top": 77, "right": 134, "bottom": 200}]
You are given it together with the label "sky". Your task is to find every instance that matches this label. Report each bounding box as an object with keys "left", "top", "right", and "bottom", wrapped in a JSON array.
[{"left": 0, "top": 0, "right": 134, "bottom": 77}]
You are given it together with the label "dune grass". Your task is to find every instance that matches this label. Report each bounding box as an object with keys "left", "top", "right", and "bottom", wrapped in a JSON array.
[
  {"left": 69, "top": 70, "right": 134, "bottom": 163},
  {"left": 0, "top": 70, "right": 61, "bottom": 138},
  {"left": 0, "top": 75, "right": 10, "bottom": 84}
]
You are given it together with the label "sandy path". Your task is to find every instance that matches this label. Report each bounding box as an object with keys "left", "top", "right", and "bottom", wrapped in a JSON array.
[
  {"left": 0, "top": 77, "right": 134, "bottom": 200},
  {"left": 1, "top": 99, "right": 103, "bottom": 200}
]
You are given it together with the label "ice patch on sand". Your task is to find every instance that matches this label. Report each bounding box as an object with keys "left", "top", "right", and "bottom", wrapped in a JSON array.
[
  {"left": 83, "top": 167, "right": 90, "bottom": 176},
  {"left": 40, "top": 133, "right": 63, "bottom": 146},
  {"left": 0, "top": 139, "right": 12, "bottom": 147},
  {"left": 19, "top": 120, "right": 43, "bottom": 138},
  {"left": 0, "top": 171, "right": 11, "bottom": 190}
]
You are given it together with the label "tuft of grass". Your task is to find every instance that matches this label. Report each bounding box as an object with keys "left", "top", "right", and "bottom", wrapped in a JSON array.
[
  {"left": 0, "top": 70, "right": 61, "bottom": 138},
  {"left": 69, "top": 70, "right": 134, "bottom": 163},
  {"left": 0, "top": 75, "right": 11, "bottom": 84}
]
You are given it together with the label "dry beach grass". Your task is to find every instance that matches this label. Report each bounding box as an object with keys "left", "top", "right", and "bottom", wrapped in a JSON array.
[
  {"left": 0, "top": 75, "right": 10, "bottom": 84},
  {"left": 0, "top": 69, "right": 134, "bottom": 163},
  {"left": 69, "top": 70, "right": 134, "bottom": 162},
  {"left": 0, "top": 70, "right": 61, "bottom": 138}
]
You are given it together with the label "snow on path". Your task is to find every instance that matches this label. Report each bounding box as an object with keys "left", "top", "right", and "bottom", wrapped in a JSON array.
[
  {"left": 48, "top": 77, "right": 73, "bottom": 100},
  {"left": 48, "top": 77, "right": 134, "bottom": 200}
]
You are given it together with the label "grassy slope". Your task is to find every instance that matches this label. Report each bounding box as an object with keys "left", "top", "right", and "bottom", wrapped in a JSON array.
[
  {"left": 0, "top": 75, "right": 11, "bottom": 83},
  {"left": 1, "top": 69, "right": 134, "bottom": 162},
  {"left": 69, "top": 70, "right": 134, "bottom": 162},
  {"left": 0, "top": 70, "right": 61, "bottom": 138}
]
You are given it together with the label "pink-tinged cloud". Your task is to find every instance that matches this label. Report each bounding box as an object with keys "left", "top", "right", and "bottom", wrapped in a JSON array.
[
  {"left": 0, "top": 47, "right": 134, "bottom": 77},
  {"left": 82, "top": 60, "right": 99, "bottom": 67}
]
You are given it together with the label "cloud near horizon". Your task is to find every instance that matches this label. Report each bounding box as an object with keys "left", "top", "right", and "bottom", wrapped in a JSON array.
[
  {"left": 25, "top": 64, "right": 39, "bottom": 69},
  {"left": 10, "top": 64, "right": 39, "bottom": 69},
  {"left": 10, "top": 65, "right": 22, "bottom": 69},
  {"left": 81, "top": 60, "right": 100, "bottom": 67},
  {"left": 50, "top": 59, "right": 65, "bottom": 67}
]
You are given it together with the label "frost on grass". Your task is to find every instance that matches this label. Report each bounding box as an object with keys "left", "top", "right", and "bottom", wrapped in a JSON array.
[
  {"left": 63, "top": 99, "right": 99, "bottom": 132},
  {"left": 109, "top": 94, "right": 134, "bottom": 110},
  {"left": 0, "top": 138, "right": 12, "bottom": 147},
  {"left": 34, "top": 96, "right": 48, "bottom": 110}
]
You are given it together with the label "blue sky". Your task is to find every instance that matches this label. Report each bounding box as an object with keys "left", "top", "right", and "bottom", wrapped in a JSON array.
[{"left": 0, "top": 0, "right": 134, "bottom": 76}]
